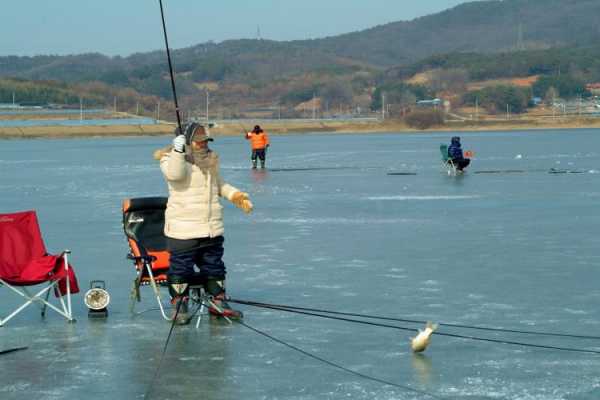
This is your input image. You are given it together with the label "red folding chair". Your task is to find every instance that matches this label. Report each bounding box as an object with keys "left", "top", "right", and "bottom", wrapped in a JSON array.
[{"left": 0, "top": 210, "right": 79, "bottom": 326}]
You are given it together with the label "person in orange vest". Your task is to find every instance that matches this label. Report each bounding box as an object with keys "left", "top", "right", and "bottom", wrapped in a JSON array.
[{"left": 245, "top": 125, "right": 270, "bottom": 169}]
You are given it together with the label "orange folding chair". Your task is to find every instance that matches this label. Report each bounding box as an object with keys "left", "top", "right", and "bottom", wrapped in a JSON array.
[{"left": 123, "top": 197, "right": 220, "bottom": 325}]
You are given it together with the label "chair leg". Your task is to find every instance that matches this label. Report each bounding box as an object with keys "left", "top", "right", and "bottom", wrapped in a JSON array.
[
  {"left": 0, "top": 283, "right": 65, "bottom": 325},
  {"left": 129, "top": 276, "right": 142, "bottom": 314},
  {"left": 142, "top": 262, "right": 171, "bottom": 321},
  {"left": 444, "top": 161, "right": 457, "bottom": 176},
  {"left": 63, "top": 252, "right": 72, "bottom": 319},
  {"left": 134, "top": 277, "right": 141, "bottom": 302},
  {"left": 151, "top": 282, "right": 170, "bottom": 321},
  {"left": 41, "top": 288, "right": 50, "bottom": 318},
  {"left": 129, "top": 281, "right": 137, "bottom": 314}
]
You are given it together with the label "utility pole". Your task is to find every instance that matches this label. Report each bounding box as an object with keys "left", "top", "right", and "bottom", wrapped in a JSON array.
[
  {"left": 382, "top": 93, "right": 385, "bottom": 121},
  {"left": 12, "top": 92, "right": 15, "bottom": 106},
  {"left": 80, "top": 97, "right": 83, "bottom": 122},
  {"left": 136, "top": 101, "right": 140, "bottom": 116},
  {"left": 312, "top": 93, "right": 316, "bottom": 120},
  {"left": 157, "top": 100, "right": 160, "bottom": 121},
  {"left": 475, "top": 97, "right": 479, "bottom": 121},
  {"left": 506, "top": 104, "right": 510, "bottom": 120},
  {"left": 206, "top": 91, "right": 210, "bottom": 122},
  {"left": 113, "top": 96, "right": 117, "bottom": 113}
]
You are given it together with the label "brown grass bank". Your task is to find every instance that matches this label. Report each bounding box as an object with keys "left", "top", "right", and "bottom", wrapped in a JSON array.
[{"left": 2, "top": 117, "right": 600, "bottom": 140}]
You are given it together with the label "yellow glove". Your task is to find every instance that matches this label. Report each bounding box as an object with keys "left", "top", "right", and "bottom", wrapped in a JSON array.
[{"left": 231, "top": 191, "right": 253, "bottom": 214}]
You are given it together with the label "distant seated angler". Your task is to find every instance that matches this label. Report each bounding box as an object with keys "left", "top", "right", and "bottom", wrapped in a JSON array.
[{"left": 448, "top": 136, "right": 470, "bottom": 172}]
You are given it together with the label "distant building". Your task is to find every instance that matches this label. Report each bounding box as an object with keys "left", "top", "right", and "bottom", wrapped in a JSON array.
[
  {"left": 416, "top": 98, "right": 442, "bottom": 108},
  {"left": 585, "top": 83, "right": 600, "bottom": 95},
  {"left": 18, "top": 101, "right": 46, "bottom": 108},
  {"left": 0, "top": 103, "right": 20, "bottom": 109},
  {"left": 294, "top": 97, "right": 321, "bottom": 112}
]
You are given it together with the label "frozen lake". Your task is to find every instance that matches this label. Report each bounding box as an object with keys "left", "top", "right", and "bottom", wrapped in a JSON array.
[{"left": 1, "top": 129, "right": 600, "bottom": 399}]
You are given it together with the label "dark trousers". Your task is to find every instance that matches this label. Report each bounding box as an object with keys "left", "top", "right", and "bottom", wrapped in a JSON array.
[
  {"left": 251, "top": 149, "right": 266, "bottom": 162},
  {"left": 454, "top": 158, "right": 470, "bottom": 171},
  {"left": 167, "top": 236, "right": 226, "bottom": 284}
]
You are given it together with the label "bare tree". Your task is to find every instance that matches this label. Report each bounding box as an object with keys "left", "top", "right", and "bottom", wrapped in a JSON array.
[
  {"left": 544, "top": 86, "right": 558, "bottom": 105},
  {"left": 320, "top": 81, "right": 353, "bottom": 109},
  {"left": 429, "top": 68, "right": 469, "bottom": 93}
]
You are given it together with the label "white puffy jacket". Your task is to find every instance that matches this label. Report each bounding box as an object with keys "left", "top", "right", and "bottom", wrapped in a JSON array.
[{"left": 157, "top": 147, "right": 239, "bottom": 240}]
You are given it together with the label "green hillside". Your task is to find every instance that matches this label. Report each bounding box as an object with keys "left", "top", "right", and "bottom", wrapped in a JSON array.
[{"left": 1, "top": 0, "right": 599, "bottom": 117}]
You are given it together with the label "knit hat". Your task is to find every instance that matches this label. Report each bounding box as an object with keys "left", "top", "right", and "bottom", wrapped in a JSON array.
[{"left": 184, "top": 122, "right": 213, "bottom": 144}]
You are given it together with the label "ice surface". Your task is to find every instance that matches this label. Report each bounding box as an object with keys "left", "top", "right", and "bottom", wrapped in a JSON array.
[{"left": 1, "top": 131, "right": 600, "bottom": 399}]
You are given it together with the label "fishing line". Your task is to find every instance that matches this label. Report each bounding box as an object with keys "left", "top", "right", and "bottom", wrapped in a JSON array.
[
  {"left": 144, "top": 297, "right": 183, "bottom": 399},
  {"left": 474, "top": 170, "right": 527, "bottom": 174},
  {"left": 548, "top": 168, "right": 586, "bottom": 174},
  {"left": 229, "top": 300, "right": 600, "bottom": 355},
  {"left": 473, "top": 168, "right": 589, "bottom": 175},
  {"left": 230, "top": 299, "right": 600, "bottom": 340},
  {"left": 268, "top": 167, "right": 358, "bottom": 172},
  {"left": 0, "top": 346, "right": 28, "bottom": 356},
  {"left": 158, "top": 0, "right": 184, "bottom": 135},
  {"left": 233, "top": 317, "right": 442, "bottom": 399}
]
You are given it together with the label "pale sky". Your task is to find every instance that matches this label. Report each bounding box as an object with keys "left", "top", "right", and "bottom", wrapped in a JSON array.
[{"left": 0, "top": 0, "right": 470, "bottom": 56}]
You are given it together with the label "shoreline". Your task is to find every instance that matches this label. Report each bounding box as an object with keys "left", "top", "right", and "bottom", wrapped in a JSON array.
[{"left": 1, "top": 117, "right": 600, "bottom": 139}]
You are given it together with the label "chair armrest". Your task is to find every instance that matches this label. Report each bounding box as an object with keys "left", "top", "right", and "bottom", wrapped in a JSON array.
[{"left": 127, "top": 253, "right": 157, "bottom": 263}]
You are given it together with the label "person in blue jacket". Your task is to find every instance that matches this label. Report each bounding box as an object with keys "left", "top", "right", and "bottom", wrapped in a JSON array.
[{"left": 448, "top": 136, "right": 470, "bottom": 171}]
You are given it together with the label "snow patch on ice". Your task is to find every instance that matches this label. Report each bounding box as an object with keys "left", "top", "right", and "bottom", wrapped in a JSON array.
[
  {"left": 563, "top": 308, "right": 588, "bottom": 315},
  {"left": 257, "top": 217, "right": 420, "bottom": 225},
  {"left": 366, "top": 195, "right": 481, "bottom": 201}
]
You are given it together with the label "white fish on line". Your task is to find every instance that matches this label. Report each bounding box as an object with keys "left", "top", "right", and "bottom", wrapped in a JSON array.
[{"left": 410, "top": 321, "right": 438, "bottom": 353}]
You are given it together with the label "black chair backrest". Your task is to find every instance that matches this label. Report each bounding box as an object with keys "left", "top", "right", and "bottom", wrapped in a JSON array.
[{"left": 123, "top": 197, "right": 168, "bottom": 252}]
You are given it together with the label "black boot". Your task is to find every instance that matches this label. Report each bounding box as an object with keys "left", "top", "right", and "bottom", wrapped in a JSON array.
[
  {"left": 204, "top": 279, "right": 243, "bottom": 320},
  {"left": 168, "top": 279, "right": 190, "bottom": 325}
]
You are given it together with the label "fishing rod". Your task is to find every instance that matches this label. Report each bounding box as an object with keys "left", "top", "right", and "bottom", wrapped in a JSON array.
[
  {"left": 144, "top": 3, "right": 187, "bottom": 398},
  {"left": 0, "top": 346, "right": 28, "bottom": 356},
  {"left": 158, "top": 0, "right": 184, "bottom": 136},
  {"left": 240, "top": 124, "right": 249, "bottom": 137},
  {"left": 144, "top": 300, "right": 184, "bottom": 399}
]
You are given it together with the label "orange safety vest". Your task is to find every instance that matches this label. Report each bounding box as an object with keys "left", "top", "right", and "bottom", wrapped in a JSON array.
[{"left": 246, "top": 131, "right": 269, "bottom": 150}]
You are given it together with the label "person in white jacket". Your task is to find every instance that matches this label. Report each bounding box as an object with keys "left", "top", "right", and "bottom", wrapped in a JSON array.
[{"left": 155, "top": 122, "right": 253, "bottom": 324}]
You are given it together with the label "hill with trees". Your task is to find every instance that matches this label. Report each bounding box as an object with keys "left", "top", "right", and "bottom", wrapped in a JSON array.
[{"left": 1, "top": 0, "right": 600, "bottom": 119}]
